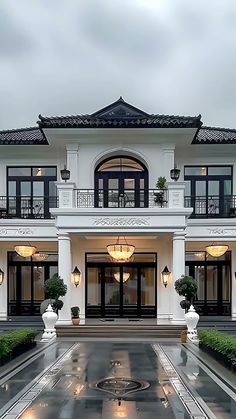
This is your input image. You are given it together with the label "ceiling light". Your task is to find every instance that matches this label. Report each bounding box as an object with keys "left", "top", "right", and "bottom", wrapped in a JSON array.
[
  {"left": 107, "top": 236, "right": 135, "bottom": 262},
  {"left": 14, "top": 245, "right": 37, "bottom": 258},
  {"left": 205, "top": 244, "right": 228, "bottom": 257}
]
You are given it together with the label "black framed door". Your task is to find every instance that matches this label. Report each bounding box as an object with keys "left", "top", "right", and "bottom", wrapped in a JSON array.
[
  {"left": 86, "top": 261, "right": 156, "bottom": 318},
  {"left": 8, "top": 261, "right": 58, "bottom": 316},
  {"left": 186, "top": 261, "right": 231, "bottom": 316},
  {"left": 95, "top": 171, "right": 148, "bottom": 208}
]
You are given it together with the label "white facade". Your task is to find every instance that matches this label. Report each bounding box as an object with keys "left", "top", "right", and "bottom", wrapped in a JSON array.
[{"left": 1, "top": 98, "right": 236, "bottom": 323}]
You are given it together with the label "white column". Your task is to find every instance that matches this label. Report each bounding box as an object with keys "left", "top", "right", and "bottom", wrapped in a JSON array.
[
  {"left": 57, "top": 233, "right": 72, "bottom": 324},
  {"left": 231, "top": 246, "right": 236, "bottom": 320},
  {"left": 172, "top": 231, "right": 186, "bottom": 322},
  {"left": 0, "top": 249, "right": 7, "bottom": 320},
  {"left": 66, "top": 144, "right": 79, "bottom": 185}
]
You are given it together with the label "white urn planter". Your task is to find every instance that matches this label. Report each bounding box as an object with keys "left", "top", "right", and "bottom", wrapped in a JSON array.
[
  {"left": 185, "top": 305, "right": 199, "bottom": 342},
  {"left": 41, "top": 304, "right": 58, "bottom": 342}
]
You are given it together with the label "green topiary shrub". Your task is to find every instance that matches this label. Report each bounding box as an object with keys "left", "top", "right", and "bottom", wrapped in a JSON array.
[
  {"left": 44, "top": 274, "right": 67, "bottom": 313},
  {"left": 175, "top": 275, "right": 198, "bottom": 310}
]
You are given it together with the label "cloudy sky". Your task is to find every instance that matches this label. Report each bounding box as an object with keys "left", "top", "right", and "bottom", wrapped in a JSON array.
[{"left": 1, "top": 0, "right": 236, "bottom": 130}]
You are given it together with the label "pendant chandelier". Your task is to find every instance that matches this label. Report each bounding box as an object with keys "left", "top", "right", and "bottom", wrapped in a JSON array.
[
  {"left": 114, "top": 272, "right": 130, "bottom": 282},
  {"left": 205, "top": 243, "right": 228, "bottom": 257},
  {"left": 14, "top": 244, "right": 37, "bottom": 258},
  {"left": 32, "top": 253, "right": 49, "bottom": 261},
  {"left": 107, "top": 236, "right": 135, "bottom": 262}
]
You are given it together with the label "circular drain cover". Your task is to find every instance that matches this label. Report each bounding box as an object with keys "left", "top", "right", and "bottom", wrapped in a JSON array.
[{"left": 92, "top": 377, "right": 150, "bottom": 398}]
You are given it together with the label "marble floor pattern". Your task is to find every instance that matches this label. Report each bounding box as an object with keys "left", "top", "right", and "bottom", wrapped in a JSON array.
[{"left": 0, "top": 340, "right": 235, "bottom": 418}]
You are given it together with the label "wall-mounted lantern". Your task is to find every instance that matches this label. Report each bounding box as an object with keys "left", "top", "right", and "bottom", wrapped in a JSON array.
[
  {"left": 60, "top": 165, "right": 70, "bottom": 182},
  {"left": 0, "top": 268, "right": 4, "bottom": 285},
  {"left": 72, "top": 266, "right": 81, "bottom": 287},
  {"left": 161, "top": 266, "right": 171, "bottom": 288},
  {"left": 170, "top": 165, "right": 180, "bottom": 182}
]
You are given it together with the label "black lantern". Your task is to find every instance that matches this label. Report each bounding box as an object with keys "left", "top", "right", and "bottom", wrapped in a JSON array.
[
  {"left": 72, "top": 266, "right": 81, "bottom": 287},
  {"left": 60, "top": 165, "right": 70, "bottom": 182},
  {"left": 161, "top": 266, "right": 171, "bottom": 288},
  {"left": 0, "top": 268, "right": 4, "bottom": 285},
  {"left": 170, "top": 166, "right": 180, "bottom": 182}
]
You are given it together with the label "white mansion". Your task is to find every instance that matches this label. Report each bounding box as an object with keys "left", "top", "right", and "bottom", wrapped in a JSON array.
[{"left": 0, "top": 97, "right": 236, "bottom": 324}]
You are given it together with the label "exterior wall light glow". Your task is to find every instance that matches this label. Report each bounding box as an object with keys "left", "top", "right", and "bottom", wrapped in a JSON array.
[
  {"left": 0, "top": 268, "right": 4, "bottom": 285},
  {"left": 60, "top": 165, "right": 70, "bottom": 182},
  {"left": 161, "top": 266, "right": 171, "bottom": 288},
  {"left": 205, "top": 244, "right": 228, "bottom": 257},
  {"left": 114, "top": 272, "right": 130, "bottom": 282},
  {"left": 72, "top": 266, "right": 81, "bottom": 287}
]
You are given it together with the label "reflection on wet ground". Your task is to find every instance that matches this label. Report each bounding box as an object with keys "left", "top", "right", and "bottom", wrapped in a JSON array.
[{"left": 0, "top": 341, "right": 235, "bottom": 418}]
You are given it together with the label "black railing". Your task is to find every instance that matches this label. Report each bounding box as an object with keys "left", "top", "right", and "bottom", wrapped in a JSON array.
[
  {"left": 76, "top": 189, "right": 168, "bottom": 208},
  {"left": 185, "top": 195, "right": 236, "bottom": 218},
  {"left": 0, "top": 196, "right": 58, "bottom": 219}
]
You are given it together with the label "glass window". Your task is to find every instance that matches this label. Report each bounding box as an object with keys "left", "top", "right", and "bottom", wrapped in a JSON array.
[
  {"left": 185, "top": 167, "right": 207, "bottom": 176},
  {"left": 104, "top": 267, "right": 119, "bottom": 305},
  {"left": 208, "top": 167, "right": 232, "bottom": 175},
  {"left": 185, "top": 180, "right": 191, "bottom": 196},
  {"left": 123, "top": 267, "right": 138, "bottom": 305},
  {"left": 206, "top": 266, "right": 218, "bottom": 301},
  {"left": 8, "top": 167, "right": 31, "bottom": 176},
  {"left": 185, "top": 252, "right": 205, "bottom": 261},
  {"left": 194, "top": 266, "right": 205, "bottom": 300},
  {"left": 21, "top": 181, "right": 31, "bottom": 196},
  {"left": 21, "top": 266, "right": 32, "bottom": 302},
  {"left": 141, "top": 267, "right": 155, "bottom": 305},
  {"left": 87, "top": 267, "right": 101, "bottom": 306},
  {"left": 208, "top": 181, "right": 219, "bottom": 195},
  {"left": 98, "top": 157, "right": 144, "bottom": 172},
  {"left": 8, "top": 181, "right": 16, "bottom": 196},
  {"left": 9, "top": 266, "right": 17, "bottom": 302},
  {"left": 86, "top": 253, "right": 156, "bottom": 263},
  {"left": 33, "top": 267, "right": 45, "bottom": 301},
  {"left": 33, "top": 167, "right": 57, "bottom": 177},
  {"left": 196, "top": 181, "right": 206, "bottom": 196},
  {"left": 224, "top": 180, "right": 232, "bottom": 195},
  {"left": 33, "top": 182, "right": 44, "bottom": 196},
  {"left": 222, "top": 265, "right": 230, "bottom": 301}
]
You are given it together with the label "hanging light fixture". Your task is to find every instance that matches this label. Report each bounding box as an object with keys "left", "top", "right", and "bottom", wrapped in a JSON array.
[
  {"left": 72, "top": 266, "right": 81, "bottom": 287},
  {"left": 114, "top": 272, "right": 130, "bottom": 282},
  {"left": 32, "top": 253, "right": 49, "bottom": 261},
  {"left": 107, "top": 236, "right": 135, "bottom": 262},
  {"left": 0, "top": 268, "right": 4, "bottom": 285},
  {"left": 161, "top": 266, "right": 171, "bottom": 288},
  {"left": 205, "top": 243, "right": 228, "bottom": 257},
  {"left": 14, "top": 244, "right": 37, "bottom": 258}
]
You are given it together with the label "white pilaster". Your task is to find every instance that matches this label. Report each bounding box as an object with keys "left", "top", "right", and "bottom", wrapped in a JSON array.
[
  {"left": 57, "top": 233, "right": 72, "bottom": 324},
  {"left": 0, "top": 249, "right": 7, "bottom": 320},
  {"left": 172, "top": 231, "right": 186, "bottom": 322},
  {"left": 231, "top": 246, "right": 236, "bottom": 320},
  {"left": 56, "top": 182, "right": 76, "bottom": 208},
  {"left": 66, "top": 144, "right": 79, "bottom": 186},
  {"left": 167, "top": 182, "right": 185, "bottom": 208},
  {"left": 161, "top": 146, "right": 175, "bottom": 182}
]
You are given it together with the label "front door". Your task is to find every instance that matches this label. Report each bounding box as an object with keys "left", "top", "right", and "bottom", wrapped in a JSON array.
[
  {"left": 186, "top": 262, "right": 231, "bottom": 316},
  {"left": 86, "top": 258, "right": 156, "bottom": 318}
]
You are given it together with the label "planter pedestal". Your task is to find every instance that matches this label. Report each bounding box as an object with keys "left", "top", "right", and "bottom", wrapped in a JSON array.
[
  {"left": 41, "top": 304, "right": 58, "bottom": 342},
  {"left": 185, "top": 305, "right": 199, "bottom": 342}
]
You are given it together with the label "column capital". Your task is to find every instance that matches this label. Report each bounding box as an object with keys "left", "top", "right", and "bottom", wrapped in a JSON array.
[
  {"left": 66, "top": 144, "right": 79, "bottom": 152},
  {"left": 57, "top": 232, "right": 71, "bottom": 241},
  {"left": 173, "top": 231, "right": 186, "bottom": 240}
]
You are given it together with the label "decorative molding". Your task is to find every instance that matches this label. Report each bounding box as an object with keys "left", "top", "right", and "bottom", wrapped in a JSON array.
[
  {"left": 208, "top": 228, "right": 236, "bottom": 236},
  {"left": 92, "top": 217, "right": 151, "bottom": 226},
  {"left": 0, "top": 227, "right": 34, "bottom": 236}
]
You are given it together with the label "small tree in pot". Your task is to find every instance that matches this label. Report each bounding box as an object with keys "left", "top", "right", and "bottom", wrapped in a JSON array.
[
  {"left": 42, "top": 274, "right": 67, "bottom": 314},
  {"left": 71, "top": 306, "right": 80, "bottom": 325},
  {"left": 154, "top": 176, "right": 167, "bottom": 207},
  {"left": 175, "top": 275, "right": 197, "bottom": 313}
]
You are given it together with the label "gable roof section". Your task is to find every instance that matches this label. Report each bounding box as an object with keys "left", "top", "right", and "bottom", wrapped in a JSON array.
[
  {"left": 38, "top": 97, "right": 202, "bottom": 129},
  {"left": 194, "top": 126, "right": 236, "bottom": 144},
  {"left": 0, "top": 127, "right": 48, "bottom": 145}
]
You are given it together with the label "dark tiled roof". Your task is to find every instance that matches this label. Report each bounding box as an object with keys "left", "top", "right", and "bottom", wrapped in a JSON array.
[
  {"left": 194, "top": 126, "right": 236, "bottom": 144},
  {"left": 0, "top": 127, "right": 48, "bottom": 145},
  {"left": 38, "top": 97, "right": 202, "bottom": 129}
]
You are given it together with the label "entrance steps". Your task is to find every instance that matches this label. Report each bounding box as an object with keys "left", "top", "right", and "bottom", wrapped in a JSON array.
[
  {"left": 55, "top": 323, "right": 186, "bottom": 339},
  {"left": 198, "top": 318, "right": 236, "bottom": 335}
]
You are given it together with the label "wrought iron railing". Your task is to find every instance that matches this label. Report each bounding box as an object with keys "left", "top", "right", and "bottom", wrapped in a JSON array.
[
  {"left": 76, "top": 189, "right": 168, "bottom": 208},
  {"left": 185, "top": 195, "right": 236, "bottom": 218},
  {"left": 0, "top": 196, "right": 58, "bottom": 219}
]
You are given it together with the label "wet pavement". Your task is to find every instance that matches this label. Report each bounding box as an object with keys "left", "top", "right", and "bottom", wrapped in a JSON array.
[{"left": 0, "top": 340, "right": 235, "bottom": 418}]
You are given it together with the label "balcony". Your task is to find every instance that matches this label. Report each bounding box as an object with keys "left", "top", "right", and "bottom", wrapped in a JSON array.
[
  {"left": 185, "top": 195, "right": 236, "bottom": 218},
  {"left": 75, "top": 189, "right": 168, "bottom": 208},
  {"left": 0, "top": 196, "right": 58, "bottom": 219}
]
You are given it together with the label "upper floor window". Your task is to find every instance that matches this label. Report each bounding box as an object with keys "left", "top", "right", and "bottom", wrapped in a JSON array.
[
  {"left": 97, "top": 157, "right": 145, "bottom": 172},
  {"left": 7, "top": 166, "right": 57, "bottom": 219},
  {"left": 184, "top": 165, "right": 233, "bottom": 217}
]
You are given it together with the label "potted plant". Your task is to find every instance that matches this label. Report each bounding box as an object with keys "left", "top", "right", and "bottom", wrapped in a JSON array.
[
  {"left": 154, "top": 176, "right": 167, "bottom": 207},
  {"left": 71, "top": 306, "right": 80, "bottom": 325}
]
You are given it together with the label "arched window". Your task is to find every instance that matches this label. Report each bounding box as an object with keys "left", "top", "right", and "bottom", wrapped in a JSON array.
[{"left": 95, "top": 156, "right": 148, "bottom": 207}]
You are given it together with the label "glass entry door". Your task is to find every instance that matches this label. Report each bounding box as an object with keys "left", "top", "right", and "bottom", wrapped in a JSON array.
[{"left": 86, "top": 260, "right": 156, "bottom": 318}]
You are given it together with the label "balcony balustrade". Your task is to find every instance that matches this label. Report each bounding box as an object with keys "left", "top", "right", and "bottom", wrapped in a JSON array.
[
  {"left": 185, "top": 195, "right": 236, "bottom": 218},
  {"left": 0, "top": 196, "right": 58, "bottom": 219}
]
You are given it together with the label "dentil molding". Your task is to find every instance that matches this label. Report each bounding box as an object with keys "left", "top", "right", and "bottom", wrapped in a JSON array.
[{"left": 92, "top": 217, "right": 151, "bottom": 226}]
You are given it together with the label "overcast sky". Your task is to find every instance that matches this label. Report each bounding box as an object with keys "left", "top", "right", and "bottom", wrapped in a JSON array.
[{"left": 1, "top": 0, "right": 236, "bottom": 130}]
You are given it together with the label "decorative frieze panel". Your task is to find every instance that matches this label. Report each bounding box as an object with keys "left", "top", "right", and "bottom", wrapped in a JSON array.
[
  {"left": 0, "top": 227, "right": 34, "bottom": 236},
  {"left": 92, "top": 217, "right": 150, "bottom": 226}
]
